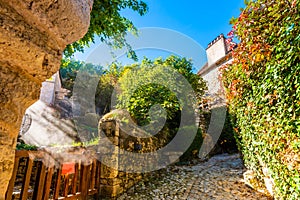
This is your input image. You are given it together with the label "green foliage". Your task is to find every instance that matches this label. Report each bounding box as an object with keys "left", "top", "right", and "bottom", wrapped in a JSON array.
[
  {"left": 221, "top": 0, "right": 300, "bottom": 198},
  {"left": 60, "top": 55, "right": 207, "bottom": 162},
  {"left": 218, "top": 110, "right": 238, "bottom": 154},
  {"left": 179, "top": 127, "right": 203, "bottom": 162},
  {"left": 16, "top": 143, "right": 38, "bottom": 150},
  {"left": 64, "top": 0, "right": 148, "bottom": 58},
  {"left": 60, "top": 58, "right": 117, "bottom": 115},
  {"left": 60, "top": 58, "right": 103, "bottom": 96},
  {"left": 116, "top": 56, "right": 207, "bottom": 126},
  {"left": 95, "top": 63, "right": 122, "bottom": 114},
  {"left": 71, "top": 137, "right": 100, "bottom": 147},
  {"left": 114, "top": 56, "right": 207, "bottom": 159}
]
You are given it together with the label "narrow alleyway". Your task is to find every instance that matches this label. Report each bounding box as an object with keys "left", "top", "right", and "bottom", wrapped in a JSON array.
[{"left": 117, "top": 154, "right": 272, "bottom": 200}]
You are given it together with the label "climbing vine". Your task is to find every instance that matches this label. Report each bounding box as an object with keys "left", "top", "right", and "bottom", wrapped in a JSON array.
[{"left": 221, "top": 0, "right": 300, "bottom": 198}]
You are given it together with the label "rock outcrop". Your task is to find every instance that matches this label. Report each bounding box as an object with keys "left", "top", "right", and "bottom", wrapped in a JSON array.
[{"left": 0, "top": 0, "right": 93, "bottom": 198}]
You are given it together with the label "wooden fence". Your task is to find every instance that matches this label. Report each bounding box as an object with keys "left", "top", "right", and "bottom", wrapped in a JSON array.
[{"left": 6, "top": 149, "right": 101, "bottom": 200}]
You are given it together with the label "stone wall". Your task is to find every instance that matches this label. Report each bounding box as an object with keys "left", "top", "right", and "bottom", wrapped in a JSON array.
[
  {"left": 201, "top": 57, "right": 232, "bottom": 107},
  {"left": 0, "top": 1, "right": 93, "bottom": 198},
  {"left": 202, "top": 65, "right": 222, "bottom": 95},
  {"left": 98, "top": 119, "right": 151, "bottom": 198},
  {"left": 98, "top": 119, "right": 178, "bottom": 198},
  {"left": 39, "top": 72, "right": 62, "bottom": 105}
]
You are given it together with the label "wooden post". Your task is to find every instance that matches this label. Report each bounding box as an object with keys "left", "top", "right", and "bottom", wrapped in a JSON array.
[{"left": 20, "top": 158, "right": 33, "bottom": 200}]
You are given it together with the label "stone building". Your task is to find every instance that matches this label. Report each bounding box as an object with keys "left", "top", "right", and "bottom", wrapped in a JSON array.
[
  {"left": 19, "top": 72, "right": 78, "bottom": 147},
  {"left": 196, "top": 34, "right": 237, "bottom": 159},
  {"left": 197, "top": 34, "right": 236, "bottom": 107}
]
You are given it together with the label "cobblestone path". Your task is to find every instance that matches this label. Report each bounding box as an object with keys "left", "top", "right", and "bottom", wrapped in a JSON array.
[{"left": 118, "top": 154, "right": 272, "bottom": 200}]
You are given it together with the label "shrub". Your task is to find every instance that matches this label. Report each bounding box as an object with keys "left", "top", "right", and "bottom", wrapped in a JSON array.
[
  {"left": 16, "top": 142, "right": 38, "bottom": 150},
  {"left": 217, "top": 110, "right": 238, "bottom": 154},
  {"left": 117, "top": 56, "right": 206, "bottom": 141},
  {"left": 179, "top": 127, "right": 203, "bottom": 162}
]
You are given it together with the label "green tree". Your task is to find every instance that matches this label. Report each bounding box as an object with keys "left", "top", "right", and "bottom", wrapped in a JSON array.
[
  {"left": 117, "top": 56, "right": 207, "bottom": 126},
  {"left": 64, "top": 0, "right": 148, "bottom": 58},
  {"left": 114, "top": 56, "right": 207, "bottom": 156},
  {"left": 60, "top": 59, "right": 123, "bottom": 115},
  {"left": 221, "top": 0, "right": 299, "bottom": 198},
  {"left": 60, "top": 58, "right": 103, "bottom": 97},
  {"left": 95, "top": 63, "right": 122, "bottom": 114}
]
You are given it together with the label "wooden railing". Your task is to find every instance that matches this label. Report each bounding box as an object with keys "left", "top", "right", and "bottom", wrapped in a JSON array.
[{"left": 6, "top": 149, "right": 101, "bottom": 200}]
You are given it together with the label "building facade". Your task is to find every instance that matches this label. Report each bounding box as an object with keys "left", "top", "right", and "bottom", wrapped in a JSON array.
[{"left": 198, "top": 34, "right": 236, "bottom": 107}]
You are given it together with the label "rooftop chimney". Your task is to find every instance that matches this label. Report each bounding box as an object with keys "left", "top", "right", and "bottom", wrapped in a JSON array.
[{"left": 206, "top": 34, "right": 227, "bottom": 66}]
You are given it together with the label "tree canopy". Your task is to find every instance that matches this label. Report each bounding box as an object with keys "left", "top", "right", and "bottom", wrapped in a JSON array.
[
  {"left": 60, "top": 55, "right": 207, "bottom": 125},
  {"left": 60, "top": 58, "right": 103, "bottom": 96},
  {"left": 64, "top": 0, "right": 148, "bottom": 58},
  {"left": 116, "top": 56, "right": 207, "bottom": 126}
]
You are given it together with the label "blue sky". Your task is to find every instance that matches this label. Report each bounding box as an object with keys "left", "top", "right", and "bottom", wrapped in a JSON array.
[
  {"left": 121, "top": 0, "right": 244, "bottom": 47},
  {"left": 74, "top": 0, "right": 245, "bottom": 71}
]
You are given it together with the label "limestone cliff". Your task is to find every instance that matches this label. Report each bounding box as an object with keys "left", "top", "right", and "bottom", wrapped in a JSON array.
[{"left": 0, "top": 0, "right": 93, "bottom": 198}]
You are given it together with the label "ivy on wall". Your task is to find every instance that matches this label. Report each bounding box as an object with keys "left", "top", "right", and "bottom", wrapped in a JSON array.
[{"left": 221, "top": 0, "right": 300, "bottom": 198}]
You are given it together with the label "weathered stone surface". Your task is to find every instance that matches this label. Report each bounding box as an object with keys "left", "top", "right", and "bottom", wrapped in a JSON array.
[
  {"left": 0, "top": 0, "right": 93, "bottom": 198},
  {"left": 1, "top": 0, "right": 93, "bottom": 48},
  {"left": 100, "top": 184, "right": 122, "bottom": 198},
  {"left": 98, "top": 118, "right": 166, "bottom": 198},
  {"left": 0, "top": 145, "right": 14, "bottom": 199}
]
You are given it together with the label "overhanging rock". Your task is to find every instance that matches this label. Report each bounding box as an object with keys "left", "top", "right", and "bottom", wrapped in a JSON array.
[{"left": 0, "top": 1, "right": 93, "bottom": 198}]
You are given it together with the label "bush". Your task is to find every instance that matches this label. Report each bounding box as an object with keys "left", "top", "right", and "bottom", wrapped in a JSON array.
[
  {"left": 16, "top": 142, "right": 38, "bottom": 150},
  {"left": 179, "top": 127, "right": 203, "bottom": 162},
  {"left": 116, "top": 56, "right": 206, "bottom": 148},
  {"left": 117, "top": 56, "right": 207, "bottom": 127},
  {"left": 217, "top": 110, "right": 238, "bottom": 154},
  {"left": 221, "top": 0, "right": 300, "bottom": 198}
]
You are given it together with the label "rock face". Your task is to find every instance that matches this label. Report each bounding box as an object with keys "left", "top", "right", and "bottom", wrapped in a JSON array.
[{"left": 0, "top": 0, "right": 93, "bottom": 198}]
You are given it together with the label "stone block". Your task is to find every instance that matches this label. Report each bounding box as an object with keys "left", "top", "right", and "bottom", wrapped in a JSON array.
[
  {"left": 101, "top": 164, "right": 118, "bottom": 179},
  {"left": 126, "top": 179, "right": 135, "bottom": 189},
  {"left": 100, "top": 179, "right": 108, "bottom": 185},
  {"left": 100, "top": 184, "right": 122, "bottom": 198},
  {"left": 107, "top": 178, "right": 122, "bottom": 186}
]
